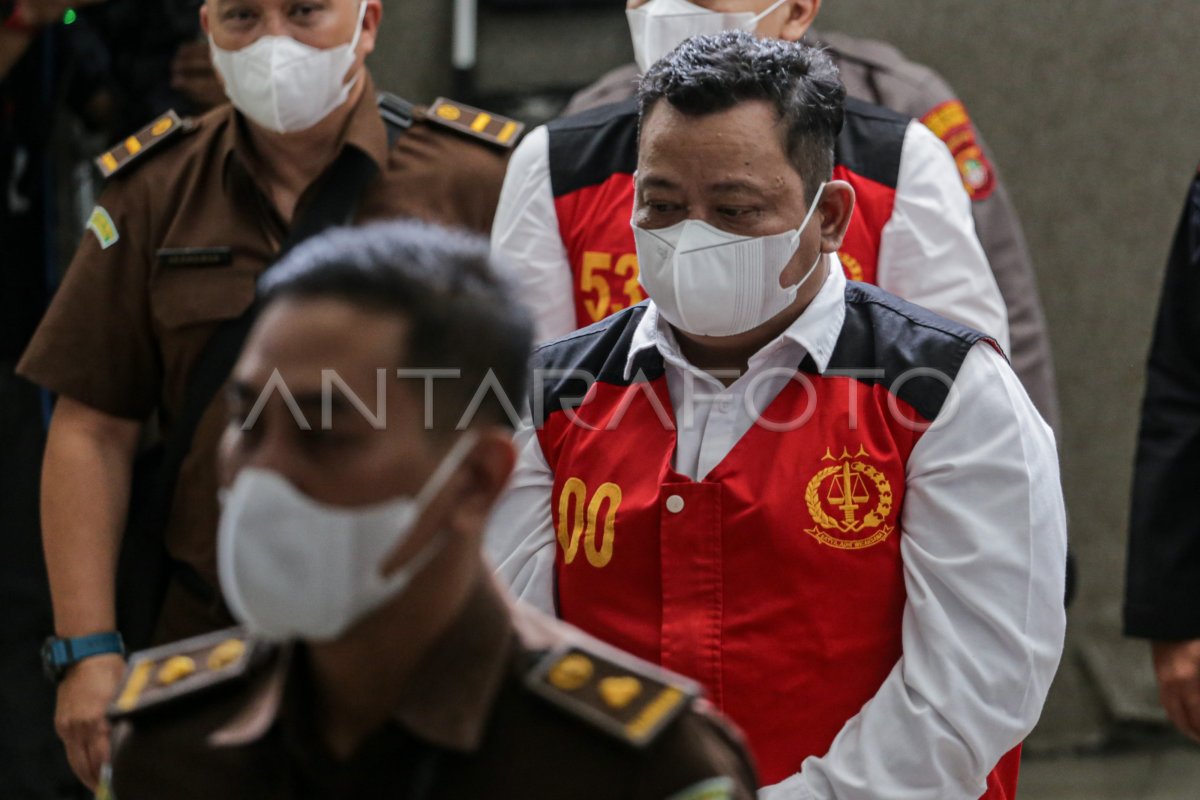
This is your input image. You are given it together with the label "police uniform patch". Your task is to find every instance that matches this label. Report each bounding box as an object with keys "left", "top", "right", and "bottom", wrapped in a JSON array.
[
  {"left": 95, "top": 110, "right": 187, "bottom": 178},
  {"left": 920, "top": 99, "right": 996, "bottom": 202},
  {"left": 528, "top": 644, "right": 700, "bottom": 747},
  {"left": 425, "top": 98, "right": 525, "bottom": 149},
  {"left": 87, "top": 206, "right": 120, "bottom": 250}
]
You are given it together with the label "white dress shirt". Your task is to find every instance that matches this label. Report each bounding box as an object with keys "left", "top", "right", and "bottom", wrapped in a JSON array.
[
  {"left": 490, "top": 121, "right": 1011, "bottom": 353},
  {"left": 486, "top": 265, "right": 1066, "bottom": 799}
]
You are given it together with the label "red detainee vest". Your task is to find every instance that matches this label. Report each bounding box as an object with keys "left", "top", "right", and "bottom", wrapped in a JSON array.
[{"left": 531, "top": 287, "right": 1019, "bottom": 795}]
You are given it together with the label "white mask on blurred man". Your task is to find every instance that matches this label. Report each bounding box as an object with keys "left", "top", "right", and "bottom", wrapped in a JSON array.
[
  {"left": 210, "top": 0, "right": 367, "bottom": 133},
  {"left": 627, "top": 0, "right": 788, "bottom": 73},
  {"left": 217, "top": 433, "right": 476, "bottom": 642}
]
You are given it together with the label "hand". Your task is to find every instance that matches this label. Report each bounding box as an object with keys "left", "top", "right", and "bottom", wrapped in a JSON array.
[
  {"left": 54, "top": 653, "right": 126, "bottom": 790},
  {"left": 14, "top": 0, "right": 107, "bottom": 28},
  {"left": 171, "top": 40, "right": 226, "bottom": 112},
  {"left": 1152, "top": 639, "right": 1200, "bottom": 742}
]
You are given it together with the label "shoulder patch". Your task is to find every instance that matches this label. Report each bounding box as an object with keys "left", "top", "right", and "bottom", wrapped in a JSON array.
[
  {"left": 526, "top": 643, "right": 700, "bottom": 748},
  {"left": 86, "top": 206, "right": 120, "bottom": 250},
  {"left": 108, "top": 628, "right": 262, "bottom": 719},
  {"left": 95, "top": 110, "right": 189, "bottom": 179},
  {"left": 425, "top": 98, "right": 524, "bottom": 149},
  {"left": 920, "top": 100, "right": 996, "bottom": 201}
]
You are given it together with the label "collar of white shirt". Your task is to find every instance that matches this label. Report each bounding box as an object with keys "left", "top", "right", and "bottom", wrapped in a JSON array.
[{"left": 623, "top": 255, "right": 848, "bottom": 384}]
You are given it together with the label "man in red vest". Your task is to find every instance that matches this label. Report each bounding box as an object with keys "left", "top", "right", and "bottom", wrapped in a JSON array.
[
  {"left": 490, "top": 4, "right": 1011, "bottom": 371},
  {"left": 561, "top": 0, "right": 1060, "bottom": 432},
  {"left": 486, "top": 33, "right": 1066, "bottom": 799}
]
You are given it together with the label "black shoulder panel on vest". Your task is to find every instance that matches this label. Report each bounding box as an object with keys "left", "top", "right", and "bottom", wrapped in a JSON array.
[
  {"left": 547, "top": 98, "right": 640, "bottom": 200},
  {"left": 530, "top": 303, "right": 661, "bottom": 427},
  {"left": 819, "top": 282, "right": 989, "bottom": 423},
  {"left": 835, "top": 97, "right": 908, "bottom": 190}
]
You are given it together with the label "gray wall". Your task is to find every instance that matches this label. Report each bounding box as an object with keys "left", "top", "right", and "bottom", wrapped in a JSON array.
[{"left": 369, "top": 0, "right": 1200, "bottom": 747}]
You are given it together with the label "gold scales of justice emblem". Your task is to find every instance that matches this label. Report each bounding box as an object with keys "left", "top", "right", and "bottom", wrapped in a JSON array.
[{"left": 804, "top": 444, "right": 895, "bottom": 550}]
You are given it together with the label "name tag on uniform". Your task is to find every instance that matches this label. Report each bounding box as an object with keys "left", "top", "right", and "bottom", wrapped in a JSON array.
[{"left": 156, "top": 247, "right": 234, "bottom": 269}]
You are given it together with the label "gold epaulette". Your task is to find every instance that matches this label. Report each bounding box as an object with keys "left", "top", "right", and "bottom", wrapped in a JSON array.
[
  {"left": 527, "top": 643, "right": 700, "bottom": 748},
  {"left": 94, "top": 110, "right": 191, "bottom": 179},
  {"left": 107, "top": 628, "right": 261, "bottom": 719},
  {"left": 424, "top": 98, "right": 525, "bottom": 150}
]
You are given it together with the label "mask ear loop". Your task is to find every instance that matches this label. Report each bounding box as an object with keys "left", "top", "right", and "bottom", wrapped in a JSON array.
[
  {"left": 786, "top": 181, "right": 828, "bottom": 291},
  {"left": 750, "top": 0, "right": 791, "bottom": 26},
  {"left": 413, "top": 429, "right": 480, "bottom": 512},
  {"left": 375, "top": 430, "right": 480, "bottom": 584}
]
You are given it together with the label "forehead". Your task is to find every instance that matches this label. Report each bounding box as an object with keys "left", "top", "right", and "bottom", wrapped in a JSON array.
[
  {"left": 637, "top": 99, "right": 800, "bottom": 184},
  {"left": 237, "top": 298, "right": 408, "bottom": 384}
]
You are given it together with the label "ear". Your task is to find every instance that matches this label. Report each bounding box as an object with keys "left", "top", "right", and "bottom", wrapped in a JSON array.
[
  {"left": 816, "top": 179, "right": 855, "bottom": 253},
  {"left": 199, "top": 2, "right": 210, "bottom": 35},
  {"left": 778, "top": 0, "right": 820, "bottom": 42},
  {"left": 359, "top": 0, "right": 383, "bottom": 58},
  {"left": 445, "top": 428, "right": 517, "bottom": 538}
]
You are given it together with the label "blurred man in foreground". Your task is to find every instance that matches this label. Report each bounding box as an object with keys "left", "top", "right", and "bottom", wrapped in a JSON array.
[{"left": 102, "top": 220, "right": 758, "bottom": 799}]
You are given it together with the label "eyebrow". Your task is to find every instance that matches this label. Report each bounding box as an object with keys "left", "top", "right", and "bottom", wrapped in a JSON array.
[
  {"left": 638, "top": 175, "right": 768, "bottom": 195},
  {"left": 227, "top": 382, "right": 352, "bottom": 414}
]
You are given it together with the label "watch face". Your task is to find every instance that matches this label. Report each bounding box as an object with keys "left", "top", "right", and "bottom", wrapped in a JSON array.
[{"left": 40, "top": 638, "right": 64, "bottom": 683}]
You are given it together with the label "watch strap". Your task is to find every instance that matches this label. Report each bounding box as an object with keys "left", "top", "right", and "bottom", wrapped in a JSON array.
[{"left": 47, "top": 632, "right": 126, "bottom": 668}]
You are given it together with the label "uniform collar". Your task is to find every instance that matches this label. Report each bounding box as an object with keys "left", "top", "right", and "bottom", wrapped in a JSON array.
[
  {"left": 624, "top": 256, "right": 847, "bottom": 381},
  {"left": 208, "top": 575, "right": 516, "bottom": 755},
  {"left": 389, "top": 576, "right": 515, "bottom": 751},
  {"left": 219, "top": 70, "right": 390, "bottom": 187}
]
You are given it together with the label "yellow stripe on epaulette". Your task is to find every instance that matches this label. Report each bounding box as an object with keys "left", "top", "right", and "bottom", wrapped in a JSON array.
[
  {"left": 426, "top": 98, "right": 525, "bottom": 150},
  {"left": 526, "top": 644, "right": 699, "bottom": 748},
  {"left": 94, "top": 110, "right": 186, "bottom": 178},
  {"left": 108, "top": 628, "right": 258, "bottom": 718}
]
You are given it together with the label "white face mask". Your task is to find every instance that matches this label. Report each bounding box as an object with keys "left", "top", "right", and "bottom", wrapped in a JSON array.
[
  {"left": 632, "top": 182, "right": 826, "bottom": 337},
  {"left": 217, "top": 432, "right": 477, "bottom": 643},
  {"left": 209, "top": 0, "right": 368, "bottom": 134},
  {"left": 627, "top": 0, "right": 789, "bottom": 73}
]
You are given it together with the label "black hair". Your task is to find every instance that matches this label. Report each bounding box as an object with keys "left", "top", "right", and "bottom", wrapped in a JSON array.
[
  {"left": 258, "top": 220, "right": 534, "bottom": 431},
  {"left": 638, "top": 30, "right": 845, "bottom": 202}
]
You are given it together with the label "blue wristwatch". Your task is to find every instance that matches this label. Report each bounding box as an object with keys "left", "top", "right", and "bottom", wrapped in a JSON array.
[{"left": 40, "top": 632, "right": 126, "bottom": 683}]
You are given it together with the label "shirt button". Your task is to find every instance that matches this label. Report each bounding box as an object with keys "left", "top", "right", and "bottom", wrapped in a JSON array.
[
  {"left": 716, "top": 396, "right": 733, "bottom": 412},
  {"left": 665, "top": 495, "right": 685, "bottom": 514}
]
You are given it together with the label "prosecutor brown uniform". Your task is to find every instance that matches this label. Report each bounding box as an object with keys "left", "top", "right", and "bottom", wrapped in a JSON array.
[
  {"left": 102, "top": 583, "right": 756, "bottom": 800},
  {"left": 18, "top": 75, "right": 511, "bottom": 643}
]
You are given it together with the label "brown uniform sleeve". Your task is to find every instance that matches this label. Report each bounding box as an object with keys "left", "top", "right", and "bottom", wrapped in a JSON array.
[
  {"left": 826, "top": 31, "right": 1061, "bottom": 431},
  {"left": 631, "top": 700, "right": 758, "bottom": 800},
  {"left": 16, "top": 176, "right": 161, "bottom": 420}
]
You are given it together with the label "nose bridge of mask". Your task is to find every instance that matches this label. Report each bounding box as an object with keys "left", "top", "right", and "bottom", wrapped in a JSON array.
[
  {"left": 655, "top": 0, "right": 715, "bottom": 15},
  {"left": 674, "top": 219, "right": 755, "bottom": 256}
]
